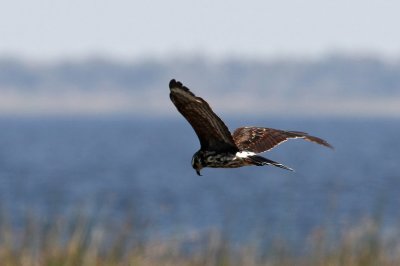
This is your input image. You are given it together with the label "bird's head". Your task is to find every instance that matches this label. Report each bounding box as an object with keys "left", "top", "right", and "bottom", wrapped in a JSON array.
[{"left": 191, "top": 150, "right": 204, "bottom": 176}]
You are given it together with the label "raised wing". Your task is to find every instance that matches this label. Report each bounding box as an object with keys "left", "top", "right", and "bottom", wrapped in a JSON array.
[
  {"left": 169, "top": 79, "right": 238, "bottom": 152},
  {"left": 232, "top": 127, "right": 333, "bottom": 153}
]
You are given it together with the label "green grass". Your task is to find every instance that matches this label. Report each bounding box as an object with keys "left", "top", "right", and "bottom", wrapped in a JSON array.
[{"left": 0, "top": 211, "right": 399, "bottom": 266}]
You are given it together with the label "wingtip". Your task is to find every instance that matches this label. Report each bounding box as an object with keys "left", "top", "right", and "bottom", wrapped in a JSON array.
[
  {"left": 313, "top": 136, "right": 334, "bottom": 150},
  {"left": 169, "top": 79, "right": 181, "bottom": 89},
  {"left": 302, "top": 132, "right": 335, "bottom": 150},
  {"left": 169, "top": 79, "right": 196, "bottom": 97}
]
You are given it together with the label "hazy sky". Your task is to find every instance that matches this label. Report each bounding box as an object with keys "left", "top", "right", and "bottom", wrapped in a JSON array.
[{"left": 1, "top": 0, "right": 400, "bottom": 60}]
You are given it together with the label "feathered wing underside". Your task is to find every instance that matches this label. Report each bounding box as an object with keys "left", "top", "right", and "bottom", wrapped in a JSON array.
[
  {"left": 169, "top": 79, "right": 238, "bottom": 152},
  {"left": 232, "top": 127, "right": 333, "bottom": 153}
]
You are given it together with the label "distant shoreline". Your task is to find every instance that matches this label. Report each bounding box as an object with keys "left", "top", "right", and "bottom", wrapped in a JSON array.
[{"left": 1, "top": 55, "right": 399, "bottom": 117}]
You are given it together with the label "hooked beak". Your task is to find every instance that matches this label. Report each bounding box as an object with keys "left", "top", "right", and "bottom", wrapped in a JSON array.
[{"left": 196, "top": 169, "right": 202, "bottom": 176}]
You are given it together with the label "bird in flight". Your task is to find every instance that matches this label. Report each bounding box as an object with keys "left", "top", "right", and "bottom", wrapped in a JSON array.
[{"left": 169, "top": 79, "right": 333, "bottom": 175}]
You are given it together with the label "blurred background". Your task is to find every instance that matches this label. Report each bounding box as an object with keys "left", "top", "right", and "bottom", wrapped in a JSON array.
[{"left": 0, "top": 0, "right": 399, "bottom": 264}]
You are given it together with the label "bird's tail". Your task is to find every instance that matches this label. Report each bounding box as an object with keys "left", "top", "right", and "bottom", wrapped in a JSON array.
[{"left": 249, "top": 155, "right": 294, "bottom": 171}]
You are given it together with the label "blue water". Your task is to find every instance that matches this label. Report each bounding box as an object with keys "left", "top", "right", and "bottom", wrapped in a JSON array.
[{"left": 0, "top": 116, "right": 399, "bottom": 245}]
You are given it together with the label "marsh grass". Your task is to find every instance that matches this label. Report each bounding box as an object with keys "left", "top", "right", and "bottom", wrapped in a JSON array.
[{"left": 0, "top": 210, "right": 399, "bottom": 266}]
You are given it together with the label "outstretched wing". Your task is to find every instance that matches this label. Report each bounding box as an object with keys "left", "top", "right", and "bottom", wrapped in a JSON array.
[
  {"left": 169, "top": 79, "right": 238, "bottom": 152},
  {"left": 232, "top": 127, "right": 333, "bottom": 153}
]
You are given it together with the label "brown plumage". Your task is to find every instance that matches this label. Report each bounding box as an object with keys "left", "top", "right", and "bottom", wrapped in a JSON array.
[
  {"left": 169, "top": 79, "right": 333, "bottom": 175},
  {"left": 169, "top": 79, "right": 238, "bottom": 153},
  {"left": 232, "top": 127, "right": 333, "bottom": 154}
]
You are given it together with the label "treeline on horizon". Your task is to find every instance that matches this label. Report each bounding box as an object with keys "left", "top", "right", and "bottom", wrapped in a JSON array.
[{"left": 0, "top": 55, "right": 399, "bottom": 98}]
